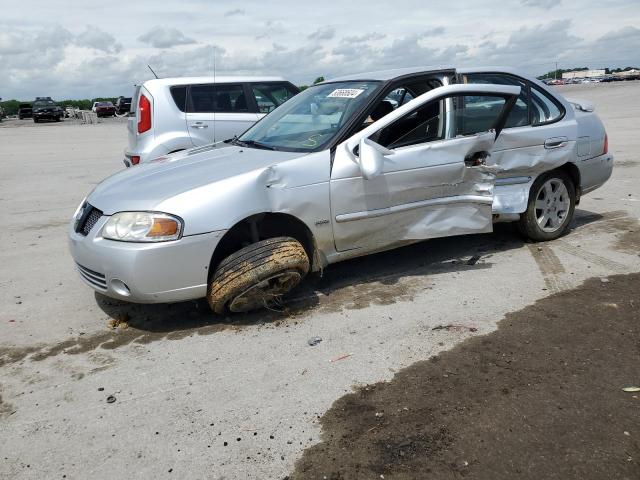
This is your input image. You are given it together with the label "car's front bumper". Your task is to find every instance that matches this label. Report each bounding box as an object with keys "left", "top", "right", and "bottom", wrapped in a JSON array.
[
  {"left": 68, "top": 216, "right": 226, "bottom": 304},
  {"left": 33, "top": 111, "right": 62, "bottom": 120}
]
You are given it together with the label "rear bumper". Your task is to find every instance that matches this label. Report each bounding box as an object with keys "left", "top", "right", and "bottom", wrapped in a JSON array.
[
  {"left": 124, "top": 144, "right": 170, "bottom": 167},
  {"left": 578, "top": 153, "right": 614, "bottom": 195},
  {"left": 68, "top": 216, "right": 226, "bottom": 304}
]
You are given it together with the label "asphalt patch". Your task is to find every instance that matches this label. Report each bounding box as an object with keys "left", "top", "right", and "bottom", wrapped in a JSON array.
[{"left": 290, "top": 273, "right": 640, "bottom": 480}]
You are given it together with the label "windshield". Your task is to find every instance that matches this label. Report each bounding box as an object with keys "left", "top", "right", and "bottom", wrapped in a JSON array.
[
  {"left": 237, "top": 81, "right": 381, "bottom": 152},
  {"left": 33, "top": 100, "right": 56, "bottom": 108}
]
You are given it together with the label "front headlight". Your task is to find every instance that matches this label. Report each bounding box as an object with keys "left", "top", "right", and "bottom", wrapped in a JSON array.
[{"left": 101, "top": 212, "right": 183, "bottom": 242}]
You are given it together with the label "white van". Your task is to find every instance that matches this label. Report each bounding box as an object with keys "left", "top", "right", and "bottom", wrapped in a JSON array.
[{"left": 125, "top": 76, "right": 299, "bottom": 166}]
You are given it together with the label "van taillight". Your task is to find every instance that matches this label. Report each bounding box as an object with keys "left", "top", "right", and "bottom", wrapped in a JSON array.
[
  {"left": 137, "top": 94, "right": 151, "bottom": 134},
  {"left": 603, "top": 133, "right": 608, "bottom": 155}
]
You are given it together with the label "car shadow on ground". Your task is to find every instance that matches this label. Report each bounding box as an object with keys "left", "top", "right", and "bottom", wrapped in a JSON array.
[
  {"left": 97, "top": 223, "right": 526, "bottom": 334},
  {"left": 95, "top": 209, "right": 612, "bottom": 336}
]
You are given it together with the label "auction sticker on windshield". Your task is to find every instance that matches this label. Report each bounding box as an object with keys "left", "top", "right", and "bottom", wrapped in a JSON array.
[{"left": 327, "top": 89, "right": 364, "bottom": 99}]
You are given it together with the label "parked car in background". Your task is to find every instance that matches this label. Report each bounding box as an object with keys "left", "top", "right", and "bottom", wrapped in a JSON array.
[
  {"left": 95, "top": 101, "right": 116, "bottom": 117},
  {"left": 115, "top": 96, "right": 132, "bottom": 115},
  {"left": 69, "top": 66, "right": 613, "bottom": 314},
  {"left": 18, "top": 103, "right": 33, "bottom": 119},
  {"left": 32, "top": 98, "right": 64, "bottom": 122},
  {"left": 124, "top": 76, "right": 299, "bottom": 166}
]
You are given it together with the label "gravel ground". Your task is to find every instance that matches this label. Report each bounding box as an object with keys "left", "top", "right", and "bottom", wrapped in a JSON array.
[
  {"left": 0, "top": 82, "right": 639, "bottom": 479},
  {"left": 291, "top": 272, "right": 640, "bottom": 480}
]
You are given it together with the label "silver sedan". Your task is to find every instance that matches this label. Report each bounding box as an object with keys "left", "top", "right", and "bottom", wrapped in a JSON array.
[{"left": 69, "top": 66, "right": 613, "bottom": 313}]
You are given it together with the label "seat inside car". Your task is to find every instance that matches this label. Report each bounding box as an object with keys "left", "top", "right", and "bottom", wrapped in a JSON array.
[
  {"left": 216, "top": 93, "right": 232, "bottom": 111},
  {"left": 235, "top": 93, "right": 247, "bottom": 110},
  {"left": 371, "top": 100, "right": 395, "bottom": 121},
  {"left": 376, "top": 100, "right": 441, "bottom": 147}
]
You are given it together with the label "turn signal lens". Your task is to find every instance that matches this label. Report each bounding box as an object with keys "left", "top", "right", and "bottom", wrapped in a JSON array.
[
  {"left": 148, "top": 217, "right": 179, "bottom": 237},
  {"left": 603, "top": 133, "right": 608, "bottom": 155},
  {"left": 101, "top": 212, "right": 182, "bottom": 242}
]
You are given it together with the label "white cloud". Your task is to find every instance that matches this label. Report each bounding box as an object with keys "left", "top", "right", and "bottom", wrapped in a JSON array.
[
  {"left": 0, "top": 0, "right": 639, "bottom": 99},
  {"left": 138, "top": 26, "right": 196, "bottom": 48},
  {"left": 308, "top": 26, "right": 335, "bottom": 41},
  {"left": 224, "top": 8, "right": 245, "bottom": 17},
  {"left": 521, "top": 0, "right": 560, "bottom": 8},
  {"left": 75, "top": 26, "right": 122, "bottom": 53}
]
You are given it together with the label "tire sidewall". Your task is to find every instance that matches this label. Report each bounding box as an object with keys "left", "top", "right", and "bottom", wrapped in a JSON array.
[
  {"left": 208, "top": 237, "right": 309, "bottom": 314},
  {"left": 522, "top": 170, "right": 576, "bottom": 241}
]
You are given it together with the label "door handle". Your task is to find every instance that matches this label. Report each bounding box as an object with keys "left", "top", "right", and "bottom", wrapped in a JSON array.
[
  {"left": 465, "top": 151, "right": 490, "bottom": 166},
  {"left": 544, "top": 137, "right": 568, "bottom": 149},
  {"left": 190, "top": 123, "right": 208, "bottom": 129}
]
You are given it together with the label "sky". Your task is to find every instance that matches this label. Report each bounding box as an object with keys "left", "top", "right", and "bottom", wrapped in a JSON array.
[{"left": 0, "top": 0, "right": 639, "bottom": 100}]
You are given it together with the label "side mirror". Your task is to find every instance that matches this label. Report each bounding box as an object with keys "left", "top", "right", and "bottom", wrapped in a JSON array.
[{"left": 358, "top": 138, "right": 393, "bottom": 180}]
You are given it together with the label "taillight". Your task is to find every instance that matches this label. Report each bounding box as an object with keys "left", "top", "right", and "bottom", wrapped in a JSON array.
[
  {"left": 137, "top": 94, "right": 151, "bottom": 134},
  {"left": 603, "top": 133, "right": 608, "bottom": 155},
  {"left": 131, "top": 156, "right": 140, "bottom": 165}
]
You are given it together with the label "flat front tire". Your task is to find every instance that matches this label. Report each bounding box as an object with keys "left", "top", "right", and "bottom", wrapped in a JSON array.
[
  {"left": 518, "top": 170, "right": 576, "bottom": 242},
  {"left": 207, "top": 237, "right": 310, "bottom": 314}
]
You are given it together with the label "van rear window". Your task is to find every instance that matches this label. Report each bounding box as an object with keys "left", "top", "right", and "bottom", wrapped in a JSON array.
[{"left": 170, "top": 86, "right": 187, "bottom": 112}]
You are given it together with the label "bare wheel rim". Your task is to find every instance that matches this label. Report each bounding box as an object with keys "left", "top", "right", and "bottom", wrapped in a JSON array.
[
  {"left": 228, "top": 270, "right": 302, "bottom": 313},
  {"left": 534, "top": 178, "right": 570, "bottom": 233}
]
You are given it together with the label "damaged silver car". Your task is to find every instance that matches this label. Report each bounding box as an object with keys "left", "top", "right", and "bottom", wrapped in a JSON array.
[{"left": 68, "top": 67, "right": 613, "bottom": 313}]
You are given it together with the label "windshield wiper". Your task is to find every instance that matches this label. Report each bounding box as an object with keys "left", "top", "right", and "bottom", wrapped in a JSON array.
[{"left": 240, "top": 140, "right": 278, "bottom": 151}]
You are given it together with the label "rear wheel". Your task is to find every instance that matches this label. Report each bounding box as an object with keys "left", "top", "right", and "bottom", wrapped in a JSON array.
[
  {"left": 207, "top": 237, "right": 309, "bottom": 314},
  {"left": 518, "top": 170, "right": 575, "bottom": 241}
]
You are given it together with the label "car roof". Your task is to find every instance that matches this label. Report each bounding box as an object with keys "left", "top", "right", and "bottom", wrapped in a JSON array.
[
  {"left": 143, "top": 76, "right": 288, "bottom": 87},
  {"left": 324, "top": 66, "right": 454, "bottom": 82},
  {"left": 323, "top": 66, "right": 539, "bottom": 83}
]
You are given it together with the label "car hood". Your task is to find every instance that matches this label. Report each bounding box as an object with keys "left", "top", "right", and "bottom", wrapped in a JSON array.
[{"left": 87, "top": 144, "right": 306, "bottom": 215}]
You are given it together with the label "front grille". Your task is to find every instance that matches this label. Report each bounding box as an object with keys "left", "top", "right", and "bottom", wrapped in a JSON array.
[
  {"left": 76, "top": 204, "right": 103, "bottom": 236},
  {"left": 76, "top": 263, "right": 107, "bottom": 290}
]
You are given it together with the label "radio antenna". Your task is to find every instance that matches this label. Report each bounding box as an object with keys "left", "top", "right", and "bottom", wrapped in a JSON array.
[
  {"left": 212, "top": 45, "right": 217, "bottom": 144},
  {"left": 147, "top": 64, "right": 159, "bottom": 79}
]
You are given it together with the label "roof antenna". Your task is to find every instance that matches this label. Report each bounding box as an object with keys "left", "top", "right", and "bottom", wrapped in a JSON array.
[{"left": 147, "top": 64, "right": 159, "bottom": 79}]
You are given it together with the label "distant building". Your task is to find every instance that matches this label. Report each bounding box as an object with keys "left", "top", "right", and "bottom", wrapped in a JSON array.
[
  {"left": 562, "top": 70, "right": 606, "bottom": 79},
  {"left": 613, "top": 69, "right": 640, "bottom": 78}
]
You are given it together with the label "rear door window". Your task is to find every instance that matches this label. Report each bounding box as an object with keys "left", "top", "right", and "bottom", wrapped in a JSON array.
[
  {"left": 188, "top": 84, "right": 249, "bottom": 113},
  {"left": 462, "top": 73, "right": 530, "bottom": 128},
  {"left": 251, "top": 83, "right": 298, "bottom": 113},
  {"left": 530, "top": 85, "right": 564, "bottom": 125}
]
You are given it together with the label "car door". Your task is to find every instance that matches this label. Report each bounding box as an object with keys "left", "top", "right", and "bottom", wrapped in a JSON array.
[
  {"left": 460, "top": 72, "right": 577, "bottom": 214},
  {"left": 186, "top": 84, "right": 216, "bottom": 146},
  {"left": 462, "top": 73, "right": 577, "bottom": 175},
  {"left": 211, "top": 83, "right": 260, "bottom": 142},
  {"left": 330, "top": 84, "right": 520, "bottom": 252},
  {"left": 186, "top": 83, "right": 260, "bottom": 146}
]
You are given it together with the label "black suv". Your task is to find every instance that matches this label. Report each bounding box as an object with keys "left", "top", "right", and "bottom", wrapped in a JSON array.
[
  {"left": 18, "top": 103, "right": 33, "bottom": 119},
  {"left": 32, "top": 97, "right": 64, "bottom": 123},
  {"left": 115, "top": 96, "right": 132, "bottom": 115}
]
